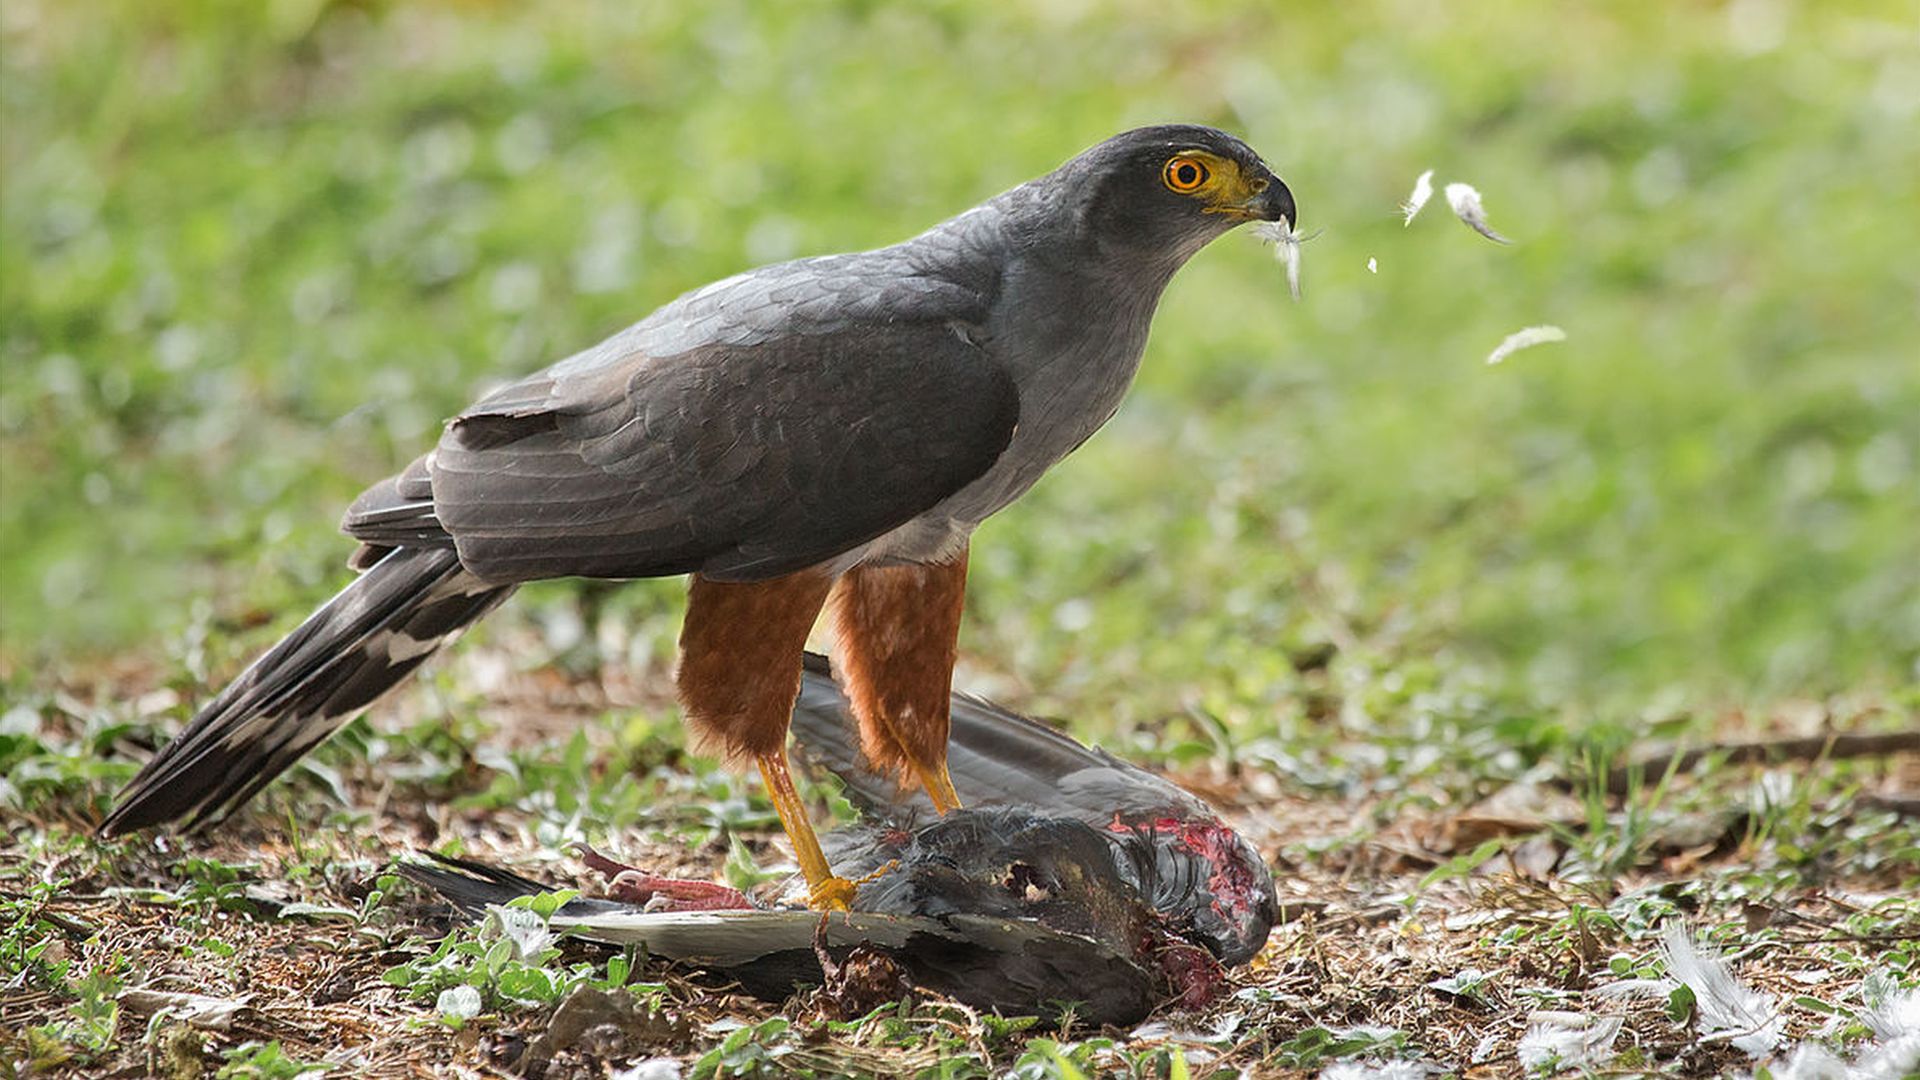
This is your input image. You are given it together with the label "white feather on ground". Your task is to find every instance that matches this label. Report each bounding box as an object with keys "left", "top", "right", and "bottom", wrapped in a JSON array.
[
  {"left": 1657, "top": 923, "right": 1784, "bottom": 1055},
  {"left": 1444, "top": 181, "right": 1511, "bottom": 243},
  {"left": 436, "top": 984, "right": 482, "bottom": 1022},
  {"left": 1319, "top": 1060, "right": 1431, "bottom": 1080},
  {"left": 1743, "top": 1008, "right": 1920, "bottom": 1080},
  {"left": 1251, "top": 219, "right": 1311, "bottom": 301},
  {"left": 1486, "top": 325, "right": 1567, "bottom": 365},
  {"left": 1857, "top": 984, "right": 1920, "bottom": 1080},
  {"left": 1517, "top": 1011, "right": 1622, "bottom": 1072},
  {"left": 486, "top": 904, "right": 557, "bottom": 963},
  {"left": 1401, "top": 169, "right": 1434, "bottom": 225},
  {"left": 1599, "top": 923, "right": 1783, "bottom": 1056}
]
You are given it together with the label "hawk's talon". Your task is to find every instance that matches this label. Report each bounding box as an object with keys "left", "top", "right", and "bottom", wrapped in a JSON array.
[
  {"left": 852, "top": 859, "right": 900, "bottom": 888},
  {"left": 810, "top": 874, "right": 858, "bottom": 911},
  {"left": 913, "top": 760, "right": 964, "bottom": 815}
]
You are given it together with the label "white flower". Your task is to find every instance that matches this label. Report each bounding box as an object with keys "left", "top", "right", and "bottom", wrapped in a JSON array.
[{"left": 436, "top": 985, "right": 482, "bottom": 1022}]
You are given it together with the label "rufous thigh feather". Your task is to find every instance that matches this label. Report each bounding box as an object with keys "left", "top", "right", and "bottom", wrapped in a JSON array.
[
  {"left": 829, "top": 550, "right": 968, "bottom": 785},
  {"left": 678, "top": 570, "right": 835, "bottom": 760}
]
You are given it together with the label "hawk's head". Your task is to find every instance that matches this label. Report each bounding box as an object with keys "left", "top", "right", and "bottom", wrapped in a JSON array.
[{"left": 1058, "top": 124, "right": 1296, "bottom": 260}]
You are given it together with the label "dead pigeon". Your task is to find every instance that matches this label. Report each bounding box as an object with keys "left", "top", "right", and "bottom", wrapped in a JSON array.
[
  {"left": 791, "top": 652, "right": 1276, "bottom": 967},
  {"left": 400, "top": 659, "right": 1271, "bottom": 1022}
]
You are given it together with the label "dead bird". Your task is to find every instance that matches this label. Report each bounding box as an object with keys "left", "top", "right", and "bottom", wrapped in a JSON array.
[
  {"left": 405, "top": 810, "right": 1201, "bottom": 1023},
  {"left": 790, "top": 652, "right": 1275, "bottom": 968},
  {"left": 402, "top": 657, "right": 1272, "bottom": 1021}
]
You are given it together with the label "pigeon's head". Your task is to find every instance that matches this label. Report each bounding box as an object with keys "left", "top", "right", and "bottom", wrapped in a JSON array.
[
  {"left": 1199, "top": 829, "right": 1277, "bottom": 966},
  {"left": 1115, "top": 816, "right": 1276, "bottom": 967}
]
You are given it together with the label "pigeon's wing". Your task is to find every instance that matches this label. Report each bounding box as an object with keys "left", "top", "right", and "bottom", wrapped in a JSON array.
[
  {"left": 402, "top": 846, "right": 1156, "bottom": 1023},
  {"left": 344, "top": 257, "right": 1017, "bottom": 585},
  {"left": 792, "top": 653, "right": 1211, "bottom": 824}
]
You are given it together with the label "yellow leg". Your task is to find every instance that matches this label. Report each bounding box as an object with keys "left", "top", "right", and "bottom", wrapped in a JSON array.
[
  {"left": 756, "top": 750, "right": 856, "bottom": 911},
  {"left": 912, "top": 759, "right": 964, "bottom": 815}
]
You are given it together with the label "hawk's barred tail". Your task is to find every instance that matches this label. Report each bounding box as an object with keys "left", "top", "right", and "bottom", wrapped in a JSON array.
[{"left": 99, "top": 548, "right": 514, "bottom": 836}]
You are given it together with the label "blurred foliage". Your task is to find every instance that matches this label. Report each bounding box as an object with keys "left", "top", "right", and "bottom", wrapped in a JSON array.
[{"left": 3, "top": 0, "right": 1917, "bottom": 727}]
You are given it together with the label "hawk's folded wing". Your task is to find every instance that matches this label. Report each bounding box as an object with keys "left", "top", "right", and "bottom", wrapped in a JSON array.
[{"left": 345, "top": 262, "right": 1017, "bottom": 584}]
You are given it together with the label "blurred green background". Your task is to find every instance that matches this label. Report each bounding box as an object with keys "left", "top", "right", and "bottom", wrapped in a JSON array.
[{"left": 3, "top": 0, "right": 1916, "bottom": 729}]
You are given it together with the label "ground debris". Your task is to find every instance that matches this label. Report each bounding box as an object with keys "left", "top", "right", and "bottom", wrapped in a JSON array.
[
  {"left": 519, "top": 986, "right": 693, "bottom": 1079},
  {"left": 118, "top": 988, "right": 251, "bottom": 1032},
  {"left": 10, "top": 654, "right": 1916, "bottom": 1078}
]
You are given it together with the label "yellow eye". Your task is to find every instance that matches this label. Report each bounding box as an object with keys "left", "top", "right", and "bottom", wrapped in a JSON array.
[{"left": 1163, "top": 157, "right": 1210, "bottom": 193}]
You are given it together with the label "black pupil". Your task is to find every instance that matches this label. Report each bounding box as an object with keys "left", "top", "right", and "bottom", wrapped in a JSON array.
[{"left": 1176, "top": 163, "right": 1199, "bottom": 186}]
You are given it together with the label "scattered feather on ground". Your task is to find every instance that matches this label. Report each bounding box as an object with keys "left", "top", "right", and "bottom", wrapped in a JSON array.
[
  {"left": 1401, "top": 169, "right": 1434, "bottom": 225},
  {"left": 1321, "top": 1059, "right": 1432, "bottom": 1080},
  {"left": 1486, "top": 324, "right": 1567, "bottom": 365},
  {"left": 1444, "top": 181, "right": 1511, "bottom": 243},
  {"left": 1517, "top": 1011, "right": 1622, "bottom": 1073},
  {"left": 1601, "top": 923, "right": 1784, "bottom": 1056}
]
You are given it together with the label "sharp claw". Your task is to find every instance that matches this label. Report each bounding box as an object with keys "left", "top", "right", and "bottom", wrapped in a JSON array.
[{"left": 913, "top": 761, "right": 964, "bottom": 815}]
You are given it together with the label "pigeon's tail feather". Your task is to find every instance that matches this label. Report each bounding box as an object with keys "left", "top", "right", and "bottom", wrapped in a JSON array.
[
  {"left": 99, "top": 548, "right": 514, "bottom": 836},
  {"left": 791, "top": 652, "right": 1114, "bottom": 816},
  {"left": 400, "top": 852, "right": 646, "bottom": 921},
  {"left": 398, "top": 853, "right": 551, "bottom": 918}
]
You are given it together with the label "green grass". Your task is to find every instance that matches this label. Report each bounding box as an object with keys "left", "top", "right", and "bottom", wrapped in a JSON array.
[{"left": 4, "top": 0, "right": 1916, "bottom": 720}]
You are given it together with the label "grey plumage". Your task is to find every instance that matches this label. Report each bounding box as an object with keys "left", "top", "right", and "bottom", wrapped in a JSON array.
[
  {"left": 793, "top": 653, "right": 1214, "bottom": 824},
  {"left": 102, "top": 124, "right": 1295, "bottom": 835},
  {"left": 791, "top": 653, "right": 1277, "bottom": 966},
  {"left": 402, "top": 848, "right": 1159, "bottom": 1023}
]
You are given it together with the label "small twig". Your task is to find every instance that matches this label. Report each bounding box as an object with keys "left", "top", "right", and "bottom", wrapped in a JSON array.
[
  {"left": 1860, "top": 793, "right": 1920, "bottom": 818},
  {"left": 1605, "top": 731, "right": 1920, "bottom": 795},
  {"left": 1769, "top": 930, "right": 1920, "bottom": 946}
]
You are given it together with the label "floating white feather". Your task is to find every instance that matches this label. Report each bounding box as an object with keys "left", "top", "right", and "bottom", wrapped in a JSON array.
[
  {"left": 1444, "top": 181, "right": 1511, "bottom": 243},
  {"left": 1486, "top": 325, "right": 1566, "bottom": 365},
  {"left": 1402, "top": 169, "right": 1434, "bottom": 225}
]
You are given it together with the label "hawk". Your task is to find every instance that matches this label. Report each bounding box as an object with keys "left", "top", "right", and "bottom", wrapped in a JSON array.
[{"left": 101, "top": 125, "right": 1296, "bottom": 911}]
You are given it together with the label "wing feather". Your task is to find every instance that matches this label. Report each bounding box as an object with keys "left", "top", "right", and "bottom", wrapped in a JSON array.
[{"left": 343, "top": 261, "right": 1015, "bottom": 584}]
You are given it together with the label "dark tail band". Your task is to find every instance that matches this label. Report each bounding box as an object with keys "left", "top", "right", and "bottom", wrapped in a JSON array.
[{"left": 100, "top": 548, "right": 514, "bottom": 836}]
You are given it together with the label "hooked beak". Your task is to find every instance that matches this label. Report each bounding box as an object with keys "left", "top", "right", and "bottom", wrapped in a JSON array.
[
  {"left": 1252, "top": 172, "right": 1296, "bottom": 227},
  {"left": 1209, "top": 163, "right": 1296, "bottom": 228}
]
